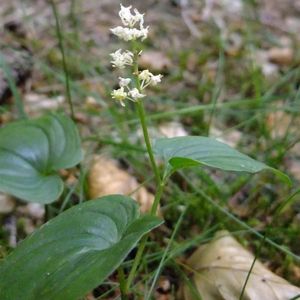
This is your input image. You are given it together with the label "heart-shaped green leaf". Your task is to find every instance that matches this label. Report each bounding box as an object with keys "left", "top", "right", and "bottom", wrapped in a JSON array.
[
  {"left": 0, "top": 113, "right": 82, "bottom": 203},
  {"left": 0, "top": 195, "right": 162, "bottom": 300},
  {"left": 154, "top": 136, "right": 289, "bottom": 182}
]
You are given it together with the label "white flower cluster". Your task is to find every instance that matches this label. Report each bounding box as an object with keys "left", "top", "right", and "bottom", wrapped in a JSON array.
[
  {"left": 111, "top": 26, "right": 148, "bottom": 42},
  {"left": 139, "top": 70, "right": 163, "bottom": 88},
  {"left": 110, "top": 49, "right": 133, "bottom": 69},
  {"left": 110, "top": 4, "right": 163, "bottom": 107},
  {"left": 111, "top": 4, "right": 148, "bottom": 41},
  {"left": 112, "top": 77, "right": 145, "bottom": 107}
]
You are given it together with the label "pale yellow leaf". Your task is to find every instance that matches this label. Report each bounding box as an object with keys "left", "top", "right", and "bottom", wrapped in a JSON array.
[
  {"left": 88, "top": 155, "right": 155, "bottom": 214},
  {"left": 183, "top": 231, "right": 300, "bottom": 300}
]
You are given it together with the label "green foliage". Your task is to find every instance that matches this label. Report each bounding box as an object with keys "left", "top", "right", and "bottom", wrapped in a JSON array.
[
  {"left": 154, "top": 136, "right": 288, "bottom": 182},
  {"left": 0, "top": 113, "right": 82, "bottom": 204},
  {"left": 0, "top": 195, "right": 162, "bottom": 300}
]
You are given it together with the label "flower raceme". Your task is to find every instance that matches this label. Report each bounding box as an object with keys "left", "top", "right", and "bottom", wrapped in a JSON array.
[{"left": 110, "top": 4, "right": 163, "bottom": 107}]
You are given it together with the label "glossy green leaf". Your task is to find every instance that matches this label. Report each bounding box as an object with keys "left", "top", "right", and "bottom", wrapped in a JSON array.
[
  {"left": 0, "top": 113, "right": 82, "bottom": 203},
  {"left": 0, "top": 195, "right": 162, "bottom": 300},
  {"left": 154, "top": 136, "right": 289, "bottom": 182}
]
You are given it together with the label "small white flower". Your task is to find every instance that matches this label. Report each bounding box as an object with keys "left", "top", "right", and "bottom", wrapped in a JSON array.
[
  {"left": 119, "top": 4, "right": 134, "bottom": 27},
  {"left": 111, "top": 26, "right": 130, "bottom": 41},
  {"left": 139, "top": 70, "right": 163, "bottom": 88},
  {"left": 119, "top": 4, "right": 144, "bottom": 28},
  {"left": 110, "top": 26, "right": 130, "bottom": 41},
  {"left": 127, "top": 28, "right": 142, "bottom": 40},
  {"left": 110, "top": 49, "right": 133, "bottom": 69},
  {"left": 119, "top": 77, "right": 131, "bottom": 87},
  {"left": 111, "top": 26, "right": 149, "bottom": 41},
  {"left": 133, "top": 8, "right": 144, "bottom": 27},
  {"left": 150, "top": 74, "right": 163, "bottom": 86},
  {"left": 139, "top": 26, "right": 149, "bottom": 41},
  {"left": 138, "top": 70, "right": 153, "bottom": 82},
  {"left": 129, "top": 88, "right": 145, "bottom": 100},
  {"left": 111, "top": 87, "right": 127, "bottom": 106}
]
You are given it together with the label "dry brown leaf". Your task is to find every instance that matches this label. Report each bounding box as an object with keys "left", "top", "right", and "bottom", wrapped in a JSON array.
[
  {"left": 268, "top": 48, "right": 294, "bottom": 66},
  {"left": 183, "top": 231, "right": 300, "bottom": 300},
  {"left": 88, "top": 156, "right": 155, "bottom": 214},
  {"left": 139, "top": 51, "right": 171, "bottom": 72}
]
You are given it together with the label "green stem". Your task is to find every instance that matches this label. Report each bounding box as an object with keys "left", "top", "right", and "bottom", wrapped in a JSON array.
[
  {"left": 136, "top": 100, "right": 161, "bottom": 186},
  {"left": 118, "top": 267, "right": 128, "bottom": 300},
  {"left": 150, "top": 181, "right": 164, "bottom": 215},
  {"left": 124, "top": 46, "right": 165, "bottom": 294},
  {"left": 125, "top": 235, "right": 147, "bottom": 292},
  {"left": 125, "top": 180, "right": 166, "bottom": 292},
  {"left": 50, "top": 0, "right": 75, "bottom": 120}
]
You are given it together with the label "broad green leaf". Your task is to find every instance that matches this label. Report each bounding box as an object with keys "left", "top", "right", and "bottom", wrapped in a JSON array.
[
  {"left": 0, "top": 195, "right": 162, "bottom": 300},
  {"left": 0, "top": 113, "right": 82, "bottom": 203},
  {"left": 154, "top": 136, "right": 289, "bottom": 182}
]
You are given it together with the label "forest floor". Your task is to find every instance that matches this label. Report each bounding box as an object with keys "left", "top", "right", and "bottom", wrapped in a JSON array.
[{"left": 0, "top": 0, "right": 300, "bottom": 299}]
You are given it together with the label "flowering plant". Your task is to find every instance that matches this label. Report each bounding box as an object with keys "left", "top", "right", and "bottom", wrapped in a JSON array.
[{"left": 0, "top": 3, "right": 288, "bottom": 300}]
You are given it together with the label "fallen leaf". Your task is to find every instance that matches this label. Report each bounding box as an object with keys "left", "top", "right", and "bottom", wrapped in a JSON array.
[
  {"left": 268, "top": 48, "right": 293, "bottom": 66},
  {"left": 139, "top": 51, "right": 171, "bottom": 72},
  {"left": 88, "top": 156, "right": 155, "bottom": 214},
  {"left": 183, "top": 231, "right": 300, "bottom": 300}
]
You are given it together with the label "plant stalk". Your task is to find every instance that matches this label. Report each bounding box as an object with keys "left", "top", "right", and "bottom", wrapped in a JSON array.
[
  {"left": 118, "top": 267, "right": 128, "bottom": 300},
  {"left": 136, "top": 100, "right": 161, "bottom": 186},
  {"left": 124, "top": 100, "right": 164, "bottom": 294},
  {"left": 124, "top": 47, "right": 165, "bottom": 295},
  {"left": 125, "top": 235, "right": 147, "bottom": 292}
]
